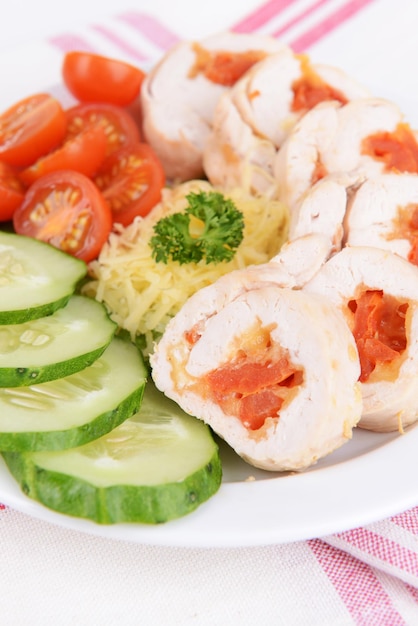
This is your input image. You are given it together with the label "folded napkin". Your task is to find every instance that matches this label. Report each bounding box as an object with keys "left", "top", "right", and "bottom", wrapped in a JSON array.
[{"left": 1, "top": 1, "right": 418, "bottom": 623}]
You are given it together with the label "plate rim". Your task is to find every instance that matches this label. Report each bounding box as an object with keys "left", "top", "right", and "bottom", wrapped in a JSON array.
[{"left": 1, "top": 423, "right": 417, "bottom": 547}]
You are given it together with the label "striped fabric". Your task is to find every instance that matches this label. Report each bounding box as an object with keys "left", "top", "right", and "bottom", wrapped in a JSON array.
[{"left": 47, "top": 0, "right": 377, "bottom": 58}]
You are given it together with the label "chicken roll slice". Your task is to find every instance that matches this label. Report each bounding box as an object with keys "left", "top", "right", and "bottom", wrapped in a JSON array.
[
  {"left": 204, "top": 49, "right": 369, "bottom": 197},
  {"left": 305, "top": 246, "right": 418, "bottom": 432},
  {"left": 140, "top": 31, "right": 285, "bottom": 182},
  {"left": 288, "top": 172, "right": 363, "bottom": 253},
  {"left": 234, "top": 50, "right": 370, "bottom": 149},
  {"left": 151, "top": 286, "right": 361, "bottom": 472},
  {"left": 203, "top": 90, "right": 279, "bottom": 198},
  {"left": 274, "top": 98, "right": 413, "bottom": 214},
  {"left": 345, "top": 173, "right": 418, "bottom": 265},
  {"left": 148, "top": 231, "right": 332, "bottom": 343}
]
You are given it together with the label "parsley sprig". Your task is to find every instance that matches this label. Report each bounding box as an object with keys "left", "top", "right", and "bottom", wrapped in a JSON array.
[{"left": 149, "top": 191, "right": 244, "bottom": 265}]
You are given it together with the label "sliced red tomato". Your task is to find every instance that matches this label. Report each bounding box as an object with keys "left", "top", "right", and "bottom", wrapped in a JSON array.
[
  {"left": 0, "top": 162, "right": 25, "bottom": 221},
  {"left": 19, "top": 124, "right": 108, "bottom": 187},
  {"left": 13, "top": 170, "right": 112, "bottom": 262},
  {"left": 191, "top": 44, "right": 266, "bottom": 86},
  {"left": 291, "top": 56, "right": 348, "bottom": 112},
  {"left": 207, "top": 358, "right": 296, "bottom": 395},
  {"left": 362, "top": 123, "right": 418, "bottom": 173},
  {"left": 206, "top": 355, "right": 303, "bottom": 430},
  {"left": 239, "top": 391, "right": 284, "bottom": 431},
  {"left": 65, "top": 103, "right": 141, "bottom": 157},
  {"left": 94, "top": 143, "right": 166, "bottom": 226},
  {"left": 0, "top": 93, "right": 67, "bottom": 167},
  {"left": 349, "top": 290, "right": 408, "bottom": 382},
  {"left": 62, "top": 51, "right": 146, "bottom": 106}
]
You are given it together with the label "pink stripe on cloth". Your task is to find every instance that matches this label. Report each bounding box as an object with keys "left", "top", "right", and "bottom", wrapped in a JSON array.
[
  {"left": 406, "top": 584, "right": 418, "bottom": 602},
  {"left": 90, "top": 24, "right": 148, "bottom": 62},
  {"left": 334, "top": 527, "right": 418, "bottom": 579},
  {"left": 48, "top": 34, "right": 97, "bottom": 54},
  {"left": 391, "top": 506, "right": 418, "bottom": 534},
  {"left": 308, "top": 539, "right": 407, "bottom": 625},
  {"left": 116, "top": 11, "right": 180, "bottom": 51},
  {"left": 232, "top": 0, "right": 298, "bottom": 33},
  {"left": 272, "top": 0, "right": 332, "bottom": 38},
  {"left": 290, "top": 0, "right": 377, "bottom": 51}
]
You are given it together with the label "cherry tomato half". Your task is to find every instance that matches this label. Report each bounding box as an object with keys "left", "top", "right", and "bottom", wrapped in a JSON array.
[
  {"left": 19, "top": 124, "right": 108, "bottom": 187},
  {"left": 0, "top": 162, "right": 25, "bottom": 221},
  {"left": 65, "top": 102, "right": 141, "bottom": 157},
  {"left": 0, "top": 94, "right": 67, "bottom": 168},
  {"left": 94, "top": 143, "right": 166, "bottom": 227},
  {"left": 13, "top": 170, "right": 112, "bottom": 262},
  {"left": 62, "top": 51, "right": 146, "bottom": 107}
]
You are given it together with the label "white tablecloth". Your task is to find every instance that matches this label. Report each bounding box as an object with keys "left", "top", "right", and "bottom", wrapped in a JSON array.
[{"left": 1, "top": 1, "right": 418, "bottom": 623}]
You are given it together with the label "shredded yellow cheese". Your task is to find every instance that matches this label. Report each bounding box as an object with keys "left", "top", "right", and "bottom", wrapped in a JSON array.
[{"left": 83, "top": 180, "right": 289, "bottom": 357}]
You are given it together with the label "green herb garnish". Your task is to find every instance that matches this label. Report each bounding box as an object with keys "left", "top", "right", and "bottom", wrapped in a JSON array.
[{"left": 150, "top": 191, "right": 244, "bottom": 265}]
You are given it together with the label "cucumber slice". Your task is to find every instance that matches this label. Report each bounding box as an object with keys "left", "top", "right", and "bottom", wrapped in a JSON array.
[
  {"left": 0, "top": 232, "right": 86, "bottom": 324},
  {"left": 0, "top": 337, "right": 147, "bottom": 451},
  {"left": 0, "top": 295, "right": 117, "bottom": 386},
  {"left": 2, "top": 383, "right": 222, "bottom": 524}
]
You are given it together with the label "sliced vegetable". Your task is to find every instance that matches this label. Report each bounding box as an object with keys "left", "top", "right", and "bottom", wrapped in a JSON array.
[
  {"left": 150, "top": 190, "right": 245, "bottom": 264},
  {"left": 191, "top": 44, "right": 266, "bottom": 86},
  {"left": 0, "top": 162, "right": 25, "bottom": 221},
  {"left": 19, "top": 123, "right": 108, "bottom": 187},
  {"left": 1, "top": 381, "right": 221, "bottom": 523},
  {"left": 62, "top": 51, "right": 146, "bottom": 106},
  {"left": 362, "top": 123, "right": 418, "bottom": 173},
  {"left": 0, "top": 231, "right": 86, "bottom": 324},
  {"left": 13, "top": 170, "right": 112, "bottom": 262},
  {"left": 0, "top": 94, "right": 67, "bottom": 167},
  {"left": 0, "top": 295, "right": 117, "bottom": 387},
  {"left": 65, "top": 102, "right": 141, "bottom": 158},
  {"left": 0, "top": 337, "right": 147, "bottom": 451},
  {"left": 349, "top": 289, "right": 408, "bottom": 382},
  {"left": 94, "top": 143, "right": 166, "bottom": 226}
]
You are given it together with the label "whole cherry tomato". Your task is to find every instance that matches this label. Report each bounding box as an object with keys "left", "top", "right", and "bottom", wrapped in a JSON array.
[{"left": 62, "top": 51, "right": 146, "bottom": 106}]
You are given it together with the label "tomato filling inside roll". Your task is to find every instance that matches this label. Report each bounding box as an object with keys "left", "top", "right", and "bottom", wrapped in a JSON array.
[
  {"left": 390, "top": 204, "right": 418, "bottom": 265},
  {"left": 202, "top": 325, "right": 303, "bottom": 431},
  {"left": 362, "top": 123, "right": 418, "bottom": 173},
  {"left": 311, "top": 159, "right": 328, "bottom": 185},
  {"left": 189, "top": 44, "right": 267, "bottom": 86},
  {"left": 291, "top": 55, "right": 348, "bottom": 112},
  {"left": 348, "top": 290, "right": 408, "bottom": 382}
]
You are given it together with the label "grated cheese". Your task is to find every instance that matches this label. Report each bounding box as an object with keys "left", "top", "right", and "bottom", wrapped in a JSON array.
[{"left": 83, "top": 180, "right": 289, "bottom": 357}]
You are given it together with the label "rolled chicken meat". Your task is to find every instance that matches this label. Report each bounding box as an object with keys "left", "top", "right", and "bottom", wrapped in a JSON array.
[
  {"left": 203, "top": 47, "right": 369, "bottom": 196},
  {"left": 229, "top": 49, "right": 370, "bottom": 149},
  {"left": 151, "top": 282, "right": 361, "bottom": 472},
  {"left": 345, "top": 173, "right": 418, "bottom": 265},
  {"left": 288, "top": 172, "right": 363, "bottom": 253},
  {"left": 273, "top": 98, "right": 415, "bottom": 214},
  {"left": 305, "top": 246, "right": 418, "bottom": 432},
  {"left": 203, "top": 90, "right": 279, "bottom": 198},
  {"left": 149, "top": 232, "right": 333, "bottom": 351},
  {"left": 140, "top": 31, "right": 285, "bottom": 182}
]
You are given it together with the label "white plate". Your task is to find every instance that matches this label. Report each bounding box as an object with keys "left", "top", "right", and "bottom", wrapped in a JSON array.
[
  {"left": 1, "top": 424, "right": 418, "bottom": 547},
  {"left": 1, "top": 48, "right": 418, "bottom": 549}
]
